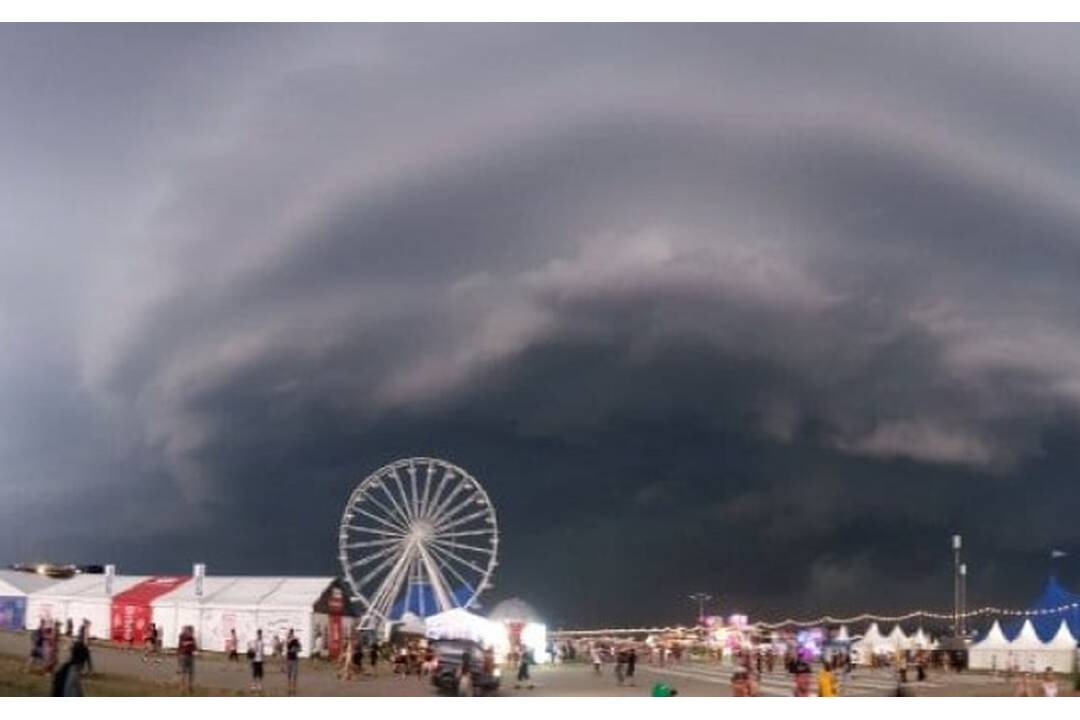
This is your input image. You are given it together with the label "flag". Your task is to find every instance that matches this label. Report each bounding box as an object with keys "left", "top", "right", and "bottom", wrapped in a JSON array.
[{"left": 1051, "top": 549, "right": 1069, "bottom": 559}]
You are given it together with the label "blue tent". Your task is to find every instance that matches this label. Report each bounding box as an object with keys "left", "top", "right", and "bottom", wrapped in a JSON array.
[
  {"left": 1004, "top": 575, "right": 1080, "bottom": 642},
  {"left": 389, "top": 582, "right": 474, "bottom": 620},
  {"left": 0, "top": 596, "right": 26, "bottom": 631}
]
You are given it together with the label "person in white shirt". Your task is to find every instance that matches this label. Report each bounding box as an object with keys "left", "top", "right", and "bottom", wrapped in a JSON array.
[{"left": 249, "top": 629, "right": 266, "bottom": 693}]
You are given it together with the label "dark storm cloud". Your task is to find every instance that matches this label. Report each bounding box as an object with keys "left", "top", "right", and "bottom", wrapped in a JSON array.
[{"left": 4, "top": 24, "right": 1080, "bottom": 624}]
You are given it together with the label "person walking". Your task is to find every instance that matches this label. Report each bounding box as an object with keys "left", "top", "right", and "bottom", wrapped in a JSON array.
[
  {"left": 25, "top": 619, "right": 45, "bottom": 673},
  {"left": 78, "top": 620, "right": 94, "bottom": 675},
  {"left": 51, "top": 642, "right": 90, "bottom": 697},
  {"left": 369, "top": 639, "right": 380, "bottom": 677},
  {"left": 590, "top": 643, "right": 602, "bottom": 675},
  {"left": 626, "top": 646, "right": 637, "bottom": 687},
  {"left": 285, "top": 628, "right": 301, "bottom": 696},
  {"left": 516, "top": 646, "right": 534, "bottom": 690},
  {"left": 338, "top": 635, "right": 355, "bottom": 681},
  {"left": 226, "top": 629, "right": 239, "bottom": 662},
  {"left": 792, "top": 655, "right": 812, "bottom": 697},
  {"left": 249, "top": 629, "right": 266, "bottom": 694},
  {"left": 177, "top": 624, "right": 197, "bottom": 696},
  {"left": 732, "top": 666, "right": 754, "bottom": 696},
  {"left": 817, "top": 661, "right": 839, "bottom": 697},
  {"left": 614, "top": 647, "right": 626, "bottom": 686},
  {"left": 43, "top": 622, "right": 60, "bottom": 674},
  {"left": 142, "top": 623, "right": 159, "bottom": 662}
]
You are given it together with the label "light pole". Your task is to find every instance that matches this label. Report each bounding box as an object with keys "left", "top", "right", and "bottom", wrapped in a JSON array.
[
  {"left": 689, "top": 593, "right": 712, "bottom": 626},
  {"left": 959, "top": 562, "right": 967, "bottom": 638},
  {"left": 952, "top": 534, "right": 962, "bottom": 637}
]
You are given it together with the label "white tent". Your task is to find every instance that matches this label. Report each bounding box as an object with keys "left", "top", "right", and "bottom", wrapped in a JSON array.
[
  {"left": 834, "top": 625, "right": 850, "bottom": 642},
  {"left": 25, "top": 574, "right": 148, "bottom": 639},
  {"left": 1042, "top": 620, "right": 1079, "bottom": 673},
  {"left": 152, "top": 576, "right": 333, "bottom": 657},
  {"left": 1010, "top": 619, "right": 1043, "bottom": 650},
  {"left": 0, "top": 570, "right": 64, "bottom": 630},
  {"left": 425, "top": 608, "right": 507, "bottom": 648},
  {"left": 910, "top": 627, "right": 931, "bottom": 650},
  {"left": 1007, "top": 618, "right": 1065, "bottom": 673},
  {"left": 885, "top": 624, "right": 909, "bottom": 651},
  {"left": 394, "top": 611, "right": 426, "bottom": 636},
  {"left": 968, "top": 620, "right": 1012, "bottom": 671},
  {"left": 852, "top": 622, "right": 888, "bottom": 662}
]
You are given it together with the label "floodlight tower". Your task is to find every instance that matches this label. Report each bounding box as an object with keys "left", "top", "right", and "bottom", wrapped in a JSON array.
[
  {"left": 689, "top": 592, "right": 713, "bottom": 625},
  {"left": 952, "top": 534, "right": 962, "bottom": 637}
]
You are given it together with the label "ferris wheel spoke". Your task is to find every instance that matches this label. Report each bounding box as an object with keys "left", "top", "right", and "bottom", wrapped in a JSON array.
[
  {"left": 418, "top": 461, "right": 436, "bottom": 519},
  {"left": 386, "top": 469, "right": 416, "bottom": 522},
  {"left": 353, "top": 490, "right": 410, "bottom": 531},
  {"left": 429, "top": 491, "right": 484, "bottom": 528},
  {"left": 343, "top": 524, "right": 405, "bottom": 539},
  {"left": 349, "top": 505, "right": 408, "bottom": 535},
  {"left": 431, "top": 538, "right": 495, "bottom": 555},
  {"left": 434, "top": 508, "right": 493, "bottom": 534},
  {"left": 407, "top": 463, "right": 420, "bottom": 519},
  {"left": 342, "top": 537, "right": 403, "bottom": 550},
  {"left": 426, "top": 479, "right": 469, "bottom": 526},
  {"left": 346, "top": 542, "right": 401, "bottom": 570},
  {"left": 355, "top": 542, "right": 408, "bottom": 587},
  {"left": 375, "top": 476, "right": 413, "bottom": 526},
  {"left": 434, "top": 529, "right": 495, "bottom": 539},
  {"left": 430, "top": 540, "right": 492, "bottom": 577},
  {"left": 422, "top": 467, "right": 452, "bottom": 521},
  {"left": 370, "top": 546, "right": 415, "bottom": 620},
  {"left": 427, "top": 543, "right": 479, "bottom": 596}
]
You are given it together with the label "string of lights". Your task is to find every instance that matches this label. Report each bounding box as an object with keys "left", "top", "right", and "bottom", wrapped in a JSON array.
[
  {"left": 552, "top": 602, "right": 1080, "bottom": 636},
  {"left": 756, "top": 602, "right": 1080, "bottom": 630}
]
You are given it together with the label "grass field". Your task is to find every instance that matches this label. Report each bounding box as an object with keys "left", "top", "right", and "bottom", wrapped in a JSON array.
[{"left": 0, "top": 653, "right": 244, "bottom": 697}]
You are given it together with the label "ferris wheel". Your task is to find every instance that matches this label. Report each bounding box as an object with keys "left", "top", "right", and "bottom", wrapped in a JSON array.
[{"left": 338, "top": 457, "right": 499, "bottom": 630}]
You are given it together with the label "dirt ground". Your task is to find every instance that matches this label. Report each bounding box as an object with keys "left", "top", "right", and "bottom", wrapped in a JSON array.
[{"left": 0, "top": 629, "right": 1054, "bottom": 697}]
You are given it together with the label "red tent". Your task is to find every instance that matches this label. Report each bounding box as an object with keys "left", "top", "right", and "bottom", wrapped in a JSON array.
[{"left": 111, "top": 576, "right": 190, "bottom": 644}]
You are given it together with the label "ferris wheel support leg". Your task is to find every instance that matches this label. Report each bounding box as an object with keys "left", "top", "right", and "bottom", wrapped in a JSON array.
[{"left": 418, "top": 544, "right": 455, "bottom": 611}]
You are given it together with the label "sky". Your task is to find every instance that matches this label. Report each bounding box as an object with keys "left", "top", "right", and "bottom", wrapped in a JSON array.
[{"left": 4, "top": 24, "right": 1080, "bottom": 627}]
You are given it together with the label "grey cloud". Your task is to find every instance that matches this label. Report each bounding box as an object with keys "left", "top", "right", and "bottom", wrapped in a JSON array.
[{"left": 4, "top": 25, "right": 1080, "bottom": 623}]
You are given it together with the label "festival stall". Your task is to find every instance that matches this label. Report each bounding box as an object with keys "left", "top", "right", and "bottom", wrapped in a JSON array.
[
  {"left": 1043, "top": 620, "right": 1079, "bottom": 673},
  {"left": 395, "top": 611, "right": 427, "bottom": 635},
  {"left": 909, "top": 627, "right": 932, "bottom": 651},
  {"left": 1008, "top": 618, "right": 1053, "bottom": 673},
  {"left": 256, "top": 576, "right": 334, "bottom": 657},
  {"left": 110, "top": 576, "right": 190, "bottom": 645},
  {"left": 0, "top": 570, "right": 63, "bottom": 630},
  {"left": 152, "top": 575, "right": 334, "bottom": 657},
  {"left": 312, "top": 579, "right": 359, "bottom": 659},
  {"left": 25, "top": 572, "right": 149, "bottom": 639},
  {"left": 968, "top": 620, "right": 1011, "bottom": 671},
  {"left": 489, "top": 597, "right": 549, "bottom": 662},
  {"left": 885, "top": 624, "right": 909, "bottom": 653},
  {"left": 851, "top": 622, "right": 888, "bottom": 663},
  {"left": 425, "top": 607, "right": 508, "bottom": 653}
]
